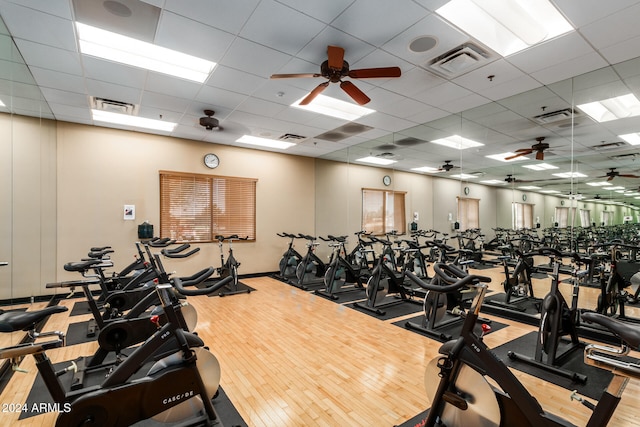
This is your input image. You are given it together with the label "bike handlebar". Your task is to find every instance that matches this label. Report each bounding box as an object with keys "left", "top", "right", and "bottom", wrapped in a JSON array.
[
  {"left": 171, "top": 267, "right": 234, "bottom": 296},
  {"left": 161, "top": 243, "right": 200, "bottom": 258},
  {"left": 405, "top": 266, "right": 490, "bottom": 294}
]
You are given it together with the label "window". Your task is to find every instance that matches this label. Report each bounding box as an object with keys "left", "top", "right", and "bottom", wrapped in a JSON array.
[
  {"left": 554, "top": 206, "right": 576, "bottom": 228},
  {"left": 457, "top": 197, "right": 479, "bottom": 231},
  {"left": 602, "top": 210, "right": 614, "bottom": 226},
  {"left": 512, "top": 202, "right": 534, "bottom": 229},
  {"left": 362, "top": 189, "right": 406, "bottom": 235},
  {"left": 160, "top": 171, "right": 257, "bottom": 242},
  {"left": 579, "top": 209, "right": 591, "bottom": 227}
]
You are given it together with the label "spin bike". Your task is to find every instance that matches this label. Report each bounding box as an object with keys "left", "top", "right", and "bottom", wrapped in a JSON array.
[
  {"left": 0, "top": 270, "right": 232, "bottom": 426},
  {"left": 314, "top": 235, "right": 371, "bottom": 301},
  {"left": 353, "top": 236, "right": 421, "bottom": 316},
  {"left": 403, "top": 266, "right": 640, "bottom": 427},
  {"left": 276, "top": 232, "right": 304, "bottom": 281},
  {"left": 293, "top": 234, "right": 327, "bottom": 290},
  {"left": 214, "top": 234, "right": 251, "bottom": 297},
  {"left": 595, "top": 242, "right": 640, "bottom": 322},
  {"left": 405, "top": 260, "right": 491, "bottom": 341},
  {"left": 507, "top": 248, "right": 588, "bottom": 383}
]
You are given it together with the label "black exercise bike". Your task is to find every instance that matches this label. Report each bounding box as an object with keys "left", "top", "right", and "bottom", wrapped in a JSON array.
[{"left": 403, "top": 265, "right": 640, "bottom": 427}]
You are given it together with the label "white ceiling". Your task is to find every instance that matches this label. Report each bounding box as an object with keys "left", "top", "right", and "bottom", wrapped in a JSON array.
[{"left": 2, "top": 0, "right": 640, "bottom": 203}]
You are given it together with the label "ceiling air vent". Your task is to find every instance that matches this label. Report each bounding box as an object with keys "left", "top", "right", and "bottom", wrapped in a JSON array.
[
  {"left": 279, "top": 133, "right": 307, "bottom": 142},
  {"left": 91, "top": 96, "right": 138, "bottom": 115},
  {"left": 428, "top": 43, "right": 489, "bottom": 77},
  {"left": 315, "top": 123, "right": 374, "bottom": 142},
  {"left": 533, "top": 108, "right": 576, "bottom": 124},
  {"left": 592, "top": 141, "right": 625, "bottom": 151}
]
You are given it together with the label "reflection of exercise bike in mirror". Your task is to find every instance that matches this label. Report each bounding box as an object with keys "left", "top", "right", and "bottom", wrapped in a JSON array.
[
  {"left": 595, "top": 242, "right": 640, "bottom": 323},
  {"left": 315, "top": 235, "right": 371, "bottom": 301},
  {"left": 294, "top": 234, "right": 327, "bottom": 290},
  {"left": 403, "top": 267, "right": 640, "bottom": 427},
  {"left": 276, "top": 232, "right": 303, "bottom": 281},
  {"left": 0, "top": 270, "right": 233, "bottom": 426},
  {"left": 214, "top": 234, "right": 252, "bottom": 297}
]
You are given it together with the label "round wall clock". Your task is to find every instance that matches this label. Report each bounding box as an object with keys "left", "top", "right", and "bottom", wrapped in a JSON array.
[
  {"left": 464, "top": 186, "right": 470, "bottom": 195},
  {"left": 204, "top": 153, "right": 219, "bottom": 169},
  {"left": 383, "top": 175, "right": 391, "bottom": 186}
]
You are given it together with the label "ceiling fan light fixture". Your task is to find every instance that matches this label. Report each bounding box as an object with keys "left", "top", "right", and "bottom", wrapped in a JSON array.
[
  {"left": 577, "top": 94, "right": 640, "bottom": 122},
  {"left": 292, "top": 94, "right": 375, "bottom": 121},
  {"left": 76, "top": 22, "right": 216, "bottom": 83},
  {"left": 619, "top": 133, "right": 640, "bottom": 145},
  {"left": 431, "top": 135, "right": 484, "bottom": 150},
  {"left": 436, "top": 0, "right": 572, "bottom": 56},
  {"left": 236, "top": 135, "right": 295, "bottom": 150}
]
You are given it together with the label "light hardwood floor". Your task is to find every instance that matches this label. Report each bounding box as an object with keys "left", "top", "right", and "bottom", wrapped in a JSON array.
[{"left": 1, "top": 264, "right": 640, "bottom": 426}]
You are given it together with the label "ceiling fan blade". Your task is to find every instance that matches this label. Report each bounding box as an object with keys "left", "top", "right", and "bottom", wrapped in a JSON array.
[
  {"left": 607, "top": 175, "right": 615, "bottom": 181},
  {"left": 348, "top": 67, "right": 401, "bottom": 79},
  {"left": 535, "top": 150, "right": 544, "bottom": 160},
  {"left": 619, "top": 174, "right": 640, "bottom": 178},
  {"left": 340, "top": 81, "right": 371, "bottom": 105},
  {"left": 299, "top": 82, "right": 329, "bottom": 105},
  {"left": 504, "top": 151, "right": 530, "bottom": 161},
  {"left": 270, "top": 73, "right": 321, "bottom": 79},
  {"left": 327, "top": 45, "right": 345, "bottom": 70}
]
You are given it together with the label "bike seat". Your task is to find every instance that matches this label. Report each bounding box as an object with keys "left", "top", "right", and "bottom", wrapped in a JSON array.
[
  {"left": 0, "top": 306, "right": 68, "bottom": 332},
  {"left": 64, "top": 259, "right": 103, "bottom": 272},
  {"left": 582, "top": 312, "right": 640, "bottom": 350}
]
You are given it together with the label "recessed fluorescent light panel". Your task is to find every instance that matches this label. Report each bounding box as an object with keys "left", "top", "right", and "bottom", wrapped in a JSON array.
[
  {"left": 540, "top": 190, "right": 561, "bottom": 194},
  {"left": 436, "top": 0, "right": 573, "bottom": 56},
  {"left": 586, "top": 181, "right": 612, "bottom": 187},
  {"left": 431, "top": 135, "right": 484, "bottom": 150},
  {"left": 518, "top": 186, "right": 541, "bottom": 190},
  {"left": 619, "top": 133, "right": 640, "bottom": 145},
  {"left": 76, "top": 23, "right": 216, "bottom": 83},
  {"left": 236, "top": 135, "right": 295, "bottom": 149},
  {"left": 485, "top": 152, "right": 527, "bottom": 162},
  {"left": 411, "top": 166, "right": 443, "bottom": 173},
  {"left": 522, "top": 163, "right": 558, "bottom": 171},
  {"left": 355, "top": 156, "right": 397, "bottom": 166},
  {"left": 607, "top": 186, "right": 625, "bottom": 191},
  {"left": 552, "top": 171, "right": 587, "bottom": 178},
  {"left": 577, "top": 94, "right": 640, "bottom": 123},
  {"left": 480, "top": 179, "right": 506, "bottom": 185},
  {"left": 292, "top": 94, "right": 375, "bottom": 121},
  {"left": 451, "top": 173, "right": 478, "bottom": 179},
  {"left": 91, "top": 109, "right": 176, "bottom": 131}
]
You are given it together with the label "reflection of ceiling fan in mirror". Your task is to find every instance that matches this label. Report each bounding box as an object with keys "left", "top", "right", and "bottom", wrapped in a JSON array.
[
  {"left": 504, "top": 174, "right": 563, "bottom": 184},
  {"left": 439, "top": 160, "right": 459, "bottom": 172},
  {"left": 270, "top": 45, "right": 401, "bottom": 105},
  {"left": 599, "top": 168, "right": 640, "bottom": 181},
  {"left": 505, "top": 137, "right": 550, "bottom": 161}
]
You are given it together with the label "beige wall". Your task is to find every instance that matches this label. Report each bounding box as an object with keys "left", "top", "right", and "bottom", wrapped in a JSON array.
[{"left": 2, "top": 114, "right": 638, "bottom": 299}]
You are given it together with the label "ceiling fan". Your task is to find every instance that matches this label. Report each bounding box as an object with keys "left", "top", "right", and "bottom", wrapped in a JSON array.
[
  {"left": 439, "top": 160, "right": 459, "bottom": 172},
  {"left": 505, "top": 137, "right": 550, "bottom": 161},
  {"left": 270, "top": 45, "right": 401, "bottom": 106},
  {"left": 599, "top": 168, "right": 640, "bottom": 181}
]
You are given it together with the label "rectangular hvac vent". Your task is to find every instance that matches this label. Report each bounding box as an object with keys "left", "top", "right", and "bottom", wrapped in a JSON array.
[
  {"left": 611, "top": 152, "right": 637, "bottom": 159},
  {"left": 428, "top": 43, "right": 489, "bottom": 76},
  {"left": 533, "top": 108, "right": 576, "bottom": 124},
  {"left": 91, "top": 96, "right": 138, "bottom": 115},
  {"left": 593, "top": 141, "right": 625, "bottom": 150}
]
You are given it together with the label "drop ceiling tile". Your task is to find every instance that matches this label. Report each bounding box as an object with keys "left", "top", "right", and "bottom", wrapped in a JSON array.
[
  {"left": 276, "top": 0, "right": 352, "bottom": 24},
  {"left": 239, "top": 0, "right": 326, "bottom": 55},
  {"left": 162, "top": 0, "right": 259, "bottom": 35},
  {"left": 295, "top": 26, "right": 375, "bottom": 66},
  {"left": 39, "top": 86, "right": 87, "bottom": 108},
  {"left": 207, "top": 65, "right": 267, "bottom": 96},
  {"left": 28, "top": 66, "right": 85, "bottom": 94},
  {"left": 331, "top": 0, "right": 429, "bottom": 46},
  {"left": 554, "top": 0, "right": 640, "bottom": 27},
  {"left": 218, "top": 37, "right": 292, "bottom": 78},
  {"left": 0, "top": 2, "right": 76, "bottom": 51},
  {"left": 236, "top": 97, "right": 288, "bottom": 118},
  {"left": 412, "top": 81, "right": 472, "bottom": 107},
  {"left": 155, "top": 11, "right": 236, "bottom": 62},
  {"left": 530, "top": 52, "right": 609, "bottom": 86},
  {"left": 380, "top": 66, "right": 445, "bottom": 98},
  {"left": 195, "top": 85, "right": 248, "bottom": 111},
  {"left": 81, "top": 56, "right": 148, "bottom": 88},
  {"left": 357, "top": 111, "right": 416, "bottom": 132},
  {"left": 48, "top": 102, "right": 92, "bottom": 123},
  {"left": 13, "top": 39, "right": 82, "bottom": 75},
  {"left": 579, "top": 3, "right": 640, "bottom": 52},
  {"left": 140, "top": 90, "right": 192, "bottom": 114},
  {"left": 598, "top": 35, "right": 640, "bottom": 65},
  {"left": 3, "top": 0, "right": 72, "bottom": 19},
  {"left": 144, "top": 72, "right": 203, "bottom": 100},
  {"left": 476, "top": 75, "right": 541, "bottom": 102}
]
